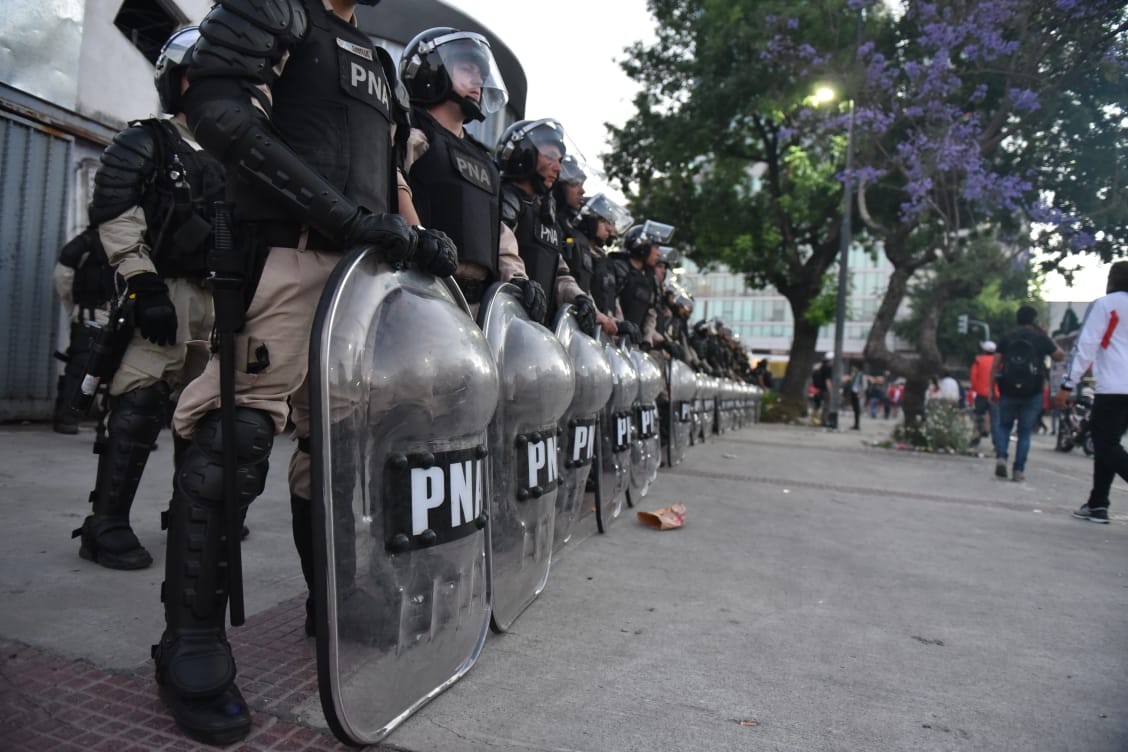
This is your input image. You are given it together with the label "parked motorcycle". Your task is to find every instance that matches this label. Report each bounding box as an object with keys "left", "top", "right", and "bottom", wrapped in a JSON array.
[{"left": 1055, "top": 392, "right": 1094, "bottom": 456}]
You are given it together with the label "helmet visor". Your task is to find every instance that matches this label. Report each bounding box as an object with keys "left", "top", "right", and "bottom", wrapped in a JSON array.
[
  {"left": 157, "top": 26, "right": 200, "bottom": 72},
  {"left": 657, "top": 245, "right": 680, "bottom": 266},
  {"left": 639, "top": 220, "right": 676, "bottom": 245},
  {"left": 523, "top": 118, "right": 567, "bottom": 159},
  {"left": 558, "top": 155, "right": 587, "bottom": 184},
  {"left": 431, "top": 32, "right": 508, "bottom": 115},
  {"left": 581, "top": 193, "right": 634, "bottom": 235}
]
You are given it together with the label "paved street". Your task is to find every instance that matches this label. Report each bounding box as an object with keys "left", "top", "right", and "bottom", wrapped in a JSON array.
[{"left": 1, "top": 415, "right": 1125, "bottom": 751}]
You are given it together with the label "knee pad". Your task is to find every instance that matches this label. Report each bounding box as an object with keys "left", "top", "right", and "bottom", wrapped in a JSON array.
[
  {"left": 177, "top": 408, "right": 274, "bottom": 509},
  {"left": 108, "top": 382, "right": 171, "bottom": 443}
]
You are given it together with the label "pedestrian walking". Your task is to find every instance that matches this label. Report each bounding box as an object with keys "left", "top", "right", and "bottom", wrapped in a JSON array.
[
  {"left": 990, "top": 305, "right": 1065, "bottom": 482},
  {"left": 1054, "top": 261, "right": 1128, "bottom": 523}
]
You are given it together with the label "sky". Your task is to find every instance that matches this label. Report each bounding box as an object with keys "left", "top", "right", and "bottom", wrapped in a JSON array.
[
  {"left": 448, "top": 0, "right": 654, "bottom": 205},
  {"left": 446, "top": 0, "right": 1110, "bottom": 303}
]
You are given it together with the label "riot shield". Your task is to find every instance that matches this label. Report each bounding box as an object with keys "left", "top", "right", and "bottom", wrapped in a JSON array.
[
  {"left": 552, "top": 306, "right": 613, "bottom": 552},
  {"left": 628, "top": 348, "right": 663, "bottom": 499},
  {"left": 309, "top": 248, "right": 499, "bottom": 746},
  {"left": 596, "top": 333, "right": 637, "bottom": 528},
  {"left": 478, "top": 283, "right": 575, "bottom": 632},
  {"left": 667, "top": 359, "right": 696, "bottom": 467}
]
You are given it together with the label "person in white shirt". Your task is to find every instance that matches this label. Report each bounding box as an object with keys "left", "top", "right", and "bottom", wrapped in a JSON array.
[{"left": 1054, "top": 261, "right": 1128, "bottom": 524}]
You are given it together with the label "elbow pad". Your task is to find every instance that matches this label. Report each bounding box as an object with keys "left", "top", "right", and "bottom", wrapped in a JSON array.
[{"left": 186, "top": 87, "right": 359, "bottom": 244}]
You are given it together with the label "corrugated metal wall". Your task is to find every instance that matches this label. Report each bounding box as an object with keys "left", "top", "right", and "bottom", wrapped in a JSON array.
[{"left": 0, "top": 110, "right": 73, "bottom": 420}]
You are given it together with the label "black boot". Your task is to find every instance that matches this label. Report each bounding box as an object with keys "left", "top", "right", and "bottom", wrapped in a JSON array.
[
  {"left": 73, "top": 383, "right": 169, "bottom": 569},
  {"left": 154, "top": 408, "right": 273, "bottom": 746},
  {"left": 54, "top": 322, "right": 94, "bottom": 434},
  {"left": 290, "top": 494, "right": 316, "bottom": 637}
]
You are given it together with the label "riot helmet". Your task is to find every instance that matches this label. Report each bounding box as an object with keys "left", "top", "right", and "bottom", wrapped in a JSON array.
[
  {"left": 623, "top": 220, "right": 676, "bottom": 259},
  {"left": 154, "top": 26, "right": 200, "bottom": 115},
  {"left": 553, "top": 155, "right": 588, "bottom": 213},
  {"left": 400, "top": 28, "right": 508, "bottom": 123},
  {"left": 578, "top": 193, "right": 634, "bottom": 237},
  {"left": 656, "top": 245, "right": 680, "bottom": 268},
  {"left": 496, "top": 118, "right": 567, "bottom": 193}
]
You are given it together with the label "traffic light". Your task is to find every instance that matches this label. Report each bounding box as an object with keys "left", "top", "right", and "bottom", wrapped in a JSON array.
[{"left": 957, "top": 314, "right": 969, "bottom": 334}]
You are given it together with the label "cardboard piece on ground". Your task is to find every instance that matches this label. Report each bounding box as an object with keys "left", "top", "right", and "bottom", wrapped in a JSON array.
[{"left": 637, "top": 503, "right": 687, "bottom": 530}]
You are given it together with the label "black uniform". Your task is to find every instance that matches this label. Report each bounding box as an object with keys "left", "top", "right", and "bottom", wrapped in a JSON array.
[
  {"left": 611, "top": 251, "right": 658, "bottom": 331},
  {"left": 501, "top": 184, "right": 564, "bottom": 317},
  {"left": 408, "top": 108, "right": 500, "bottom": 303}
]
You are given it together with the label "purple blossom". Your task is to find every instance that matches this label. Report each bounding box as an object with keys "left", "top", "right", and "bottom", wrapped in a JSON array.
[{"left": 1008, "top": 88, "right": 1040, "bottom": 112}]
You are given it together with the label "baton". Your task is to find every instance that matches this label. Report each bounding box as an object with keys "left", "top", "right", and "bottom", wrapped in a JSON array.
[{"left": 210, "top": 203, "right": 246, "bottom": 626}]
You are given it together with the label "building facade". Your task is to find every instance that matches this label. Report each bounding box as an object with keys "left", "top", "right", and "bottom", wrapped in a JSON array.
[{"left": 679, "top": 243, "right": 910, "bottom": 362}]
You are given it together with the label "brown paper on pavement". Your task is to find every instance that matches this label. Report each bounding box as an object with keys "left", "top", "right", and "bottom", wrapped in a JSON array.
[{"left": 636, "top": 503, "right": 687, "bottom": 530}]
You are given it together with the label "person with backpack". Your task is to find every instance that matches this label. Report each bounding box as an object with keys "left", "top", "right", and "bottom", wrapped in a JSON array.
[
  {"left": 989, "top": 305, "right": 1065, "bottom": 481},
  {"left": 71, "top": 27, "right": 225, "bottom": 571},
  {"left": 1054, "top": 260, "right": 1128, "bottom": 524}
]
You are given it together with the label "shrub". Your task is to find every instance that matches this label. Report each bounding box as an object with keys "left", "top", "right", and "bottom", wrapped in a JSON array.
[
  {"left": 892, "top": 402, "right": 972, "bottom": 453},
  {"left": 759, "top": 391, "right": 806, "bottom": 424}
]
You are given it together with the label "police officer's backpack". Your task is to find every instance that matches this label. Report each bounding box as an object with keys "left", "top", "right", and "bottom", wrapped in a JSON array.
[
  {"left": 58, "top": 226, "right": 117, "bottom": 310},
  {"left": 998, "top": 337, "right": 1042, "bottom": 397}
]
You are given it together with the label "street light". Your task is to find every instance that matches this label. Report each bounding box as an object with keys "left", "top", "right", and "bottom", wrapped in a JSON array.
[{"left": 827, "top": 95, "right": 856, "bottom": 430}]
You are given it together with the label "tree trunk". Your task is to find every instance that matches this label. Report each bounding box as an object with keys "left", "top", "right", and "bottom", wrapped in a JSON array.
[{"left": 778, "top": 314, "right": 822, "bottom": 409}]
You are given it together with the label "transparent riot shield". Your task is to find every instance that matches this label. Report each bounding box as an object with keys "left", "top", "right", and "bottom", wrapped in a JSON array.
[
  {"left": 667, "top": 359, "right": 696, "bottom": 467},
  {"left": 552, "top": 306, "right": 613, "bottom": 552},
  {"left": 596, "top": 333, "right": 637, "bottom": 527},
  {"left": 628, "top": 348, "right": 663, "bottom": 500},
  {"left": 478, "top": 283, "right": 575, "bottom": 632},
  {"left": 309, "top": 248, "right": 499, "bottom": 746}
]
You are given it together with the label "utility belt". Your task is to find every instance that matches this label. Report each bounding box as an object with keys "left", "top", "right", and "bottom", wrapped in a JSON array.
[{"left": 257, "top": 224, "right": 338, "bottom": 253}]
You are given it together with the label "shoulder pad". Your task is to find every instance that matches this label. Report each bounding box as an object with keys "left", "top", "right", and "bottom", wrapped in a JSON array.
[
  {"left": 90, "top": 124, "right": 159, "bottom": 225},
  {"left": 499, "top": 186, "right": 522, "bottom": 229},
  {"left": 191, "top": 0, "right": 308, "bottom": 84}
]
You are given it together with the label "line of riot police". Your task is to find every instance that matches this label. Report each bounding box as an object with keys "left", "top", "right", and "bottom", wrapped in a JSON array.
[{"left": 52, "top": 13, "right": 766, "bottom": 748}]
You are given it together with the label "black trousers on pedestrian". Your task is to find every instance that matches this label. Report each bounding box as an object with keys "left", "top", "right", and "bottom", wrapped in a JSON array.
[{"left": 1088, "top": 393, "right": 1128, "bottom": 509}]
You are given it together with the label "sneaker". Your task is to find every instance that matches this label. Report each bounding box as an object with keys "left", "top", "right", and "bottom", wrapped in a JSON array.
[
  {"left": 1072, "top": 505, "right": 1110, "bottom": 524},
  {"left": 995, "top": 460, "right": 1007, "bottom": 478},
  {"left": 1012, "top": 470, "right": 1024, "bottom": 482}
]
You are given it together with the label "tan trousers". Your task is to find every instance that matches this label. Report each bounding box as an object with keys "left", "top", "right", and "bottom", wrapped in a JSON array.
[
  {"left": 173, "top": 246, "right": 340, "bottom": 499},
  {"left": 110, "top": 278, "right": 214, "bottom": 396}
]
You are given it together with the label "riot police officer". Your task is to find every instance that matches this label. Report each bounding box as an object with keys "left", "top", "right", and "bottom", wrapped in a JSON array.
[
  {"left": 71, "top": 27, "right": 222, "bottom": 572},
  {"left": 496, "top": 119, "right": 596, "bottom": 330},
  {"left": 576, "top": 193, "right": 632, "bottom": 326},
  {"left": 157, "top": 0, "right": 457, "bottom": 744},
  {"left": 610, "top": 220, "right": 675, "bottom": 348},
  {"left": 554, "top": 161, "right": 625, "bottom": 336},
  {"left": 399, "top": 27, "right": 544, "bottom": 318}
]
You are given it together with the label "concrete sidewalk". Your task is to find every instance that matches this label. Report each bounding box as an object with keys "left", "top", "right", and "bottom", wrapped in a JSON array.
[{"left": 1, "top": 414, "right": 1125, "bottom": 751}]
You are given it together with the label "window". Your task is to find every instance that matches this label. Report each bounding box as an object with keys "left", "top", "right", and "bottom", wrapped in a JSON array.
[{"left": 114, "top": 0, "right": 187, "bottom": 65}]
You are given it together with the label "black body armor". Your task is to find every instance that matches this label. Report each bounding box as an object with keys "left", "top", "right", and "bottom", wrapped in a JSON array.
[
  {"left": 235, "top": 3, "right": 394, "bottom": 224},
  {"left": 408, "top": 109, "right": 499, "bottom": 276},
  {"left": 501, "top": 184, "right": 561, "bottom": 312},
  {"left": 611, "top": 253, "right": 656, "bottom": 329},
  {"left": 90, "top": 120, "right": 225, "bottom": 280},
  {"left": 561, "top": 222, "right": 594, "bottom": 295}
]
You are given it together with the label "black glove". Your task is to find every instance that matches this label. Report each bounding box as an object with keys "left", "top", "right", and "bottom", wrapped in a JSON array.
[
  {"left": 340, "top": 209, "right": 415, "bottom": 263},
  {"left": 511, "top": 277, "right": 547, "bottom": 323},
  {"left": 616, "top": 319, "right": 641, "bottom": 345},
  {"left": 412, "top": 226, "right": 459, "bottom": 277},
  {"left": 670, "top": 343, "right": 685, "bottom": 361},
  {"left": 571, "top": 294, "right": 596, "bottom": 333},
  {"left": 128, "top": 272, "right": 177, "bottom": 346}
]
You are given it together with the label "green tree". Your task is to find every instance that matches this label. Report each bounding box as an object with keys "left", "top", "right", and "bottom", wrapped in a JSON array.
[{"left": 603, "top": 0, "right": 884, "bottom": 408}]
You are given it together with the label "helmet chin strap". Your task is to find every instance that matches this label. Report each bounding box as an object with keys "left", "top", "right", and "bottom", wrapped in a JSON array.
[{"left": 456, "top": 95, "right": 484, "bottom": 123}]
